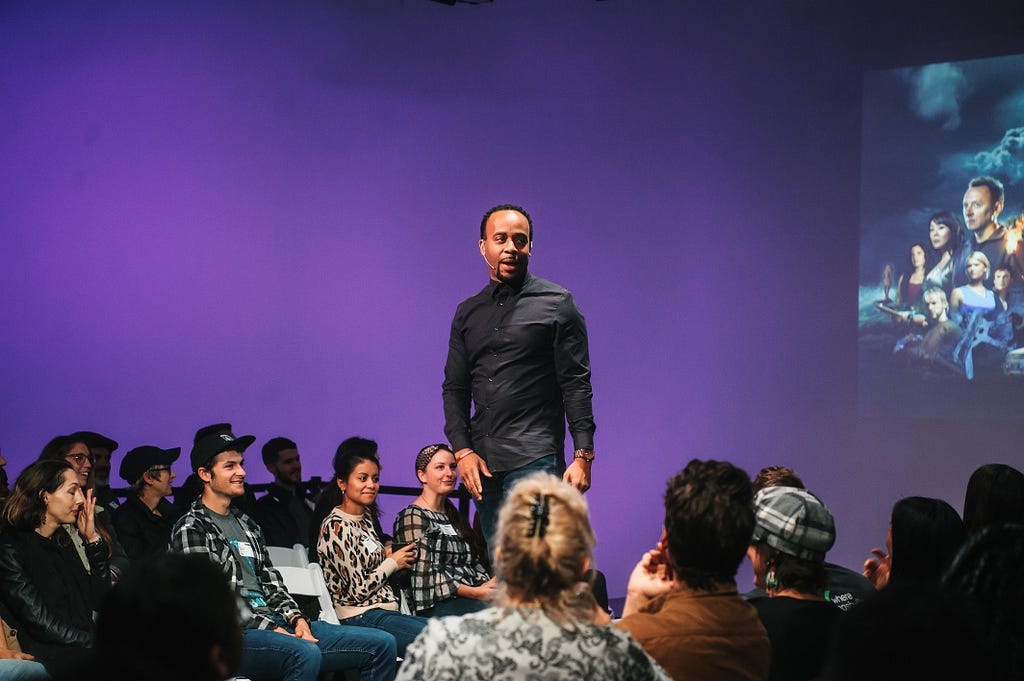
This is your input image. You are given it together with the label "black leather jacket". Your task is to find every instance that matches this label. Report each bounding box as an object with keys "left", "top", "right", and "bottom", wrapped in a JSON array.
[{"left": 0, "top": 528, "right": 111, "bottom": 658}]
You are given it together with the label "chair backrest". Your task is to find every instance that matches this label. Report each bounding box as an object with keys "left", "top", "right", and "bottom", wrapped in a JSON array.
[
  {"left": 267, "top": 543, "right": 309, "bottom": 568},
  {"left": 276, "top": 564, "right": 339, "bottom": 625}
]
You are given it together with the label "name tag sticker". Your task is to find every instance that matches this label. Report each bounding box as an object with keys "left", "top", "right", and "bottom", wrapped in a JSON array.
[
  {"left": 363, "top": 536, "right": 380, "bottom": 553},
  {"left": 440, "top": 524, "right": 457, "bottom": 536},
  {"left": 236, "top": 541, "right": 256, "bottom": 558}
]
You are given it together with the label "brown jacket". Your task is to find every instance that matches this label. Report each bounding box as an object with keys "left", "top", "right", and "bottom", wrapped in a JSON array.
[{"left": 616, "top": 584, "right": 770, "bottom": 681}]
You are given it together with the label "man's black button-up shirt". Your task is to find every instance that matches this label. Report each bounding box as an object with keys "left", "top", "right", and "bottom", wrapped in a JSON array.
[{"left": 442, "top": 274, "right": 595, "bottom": 473}]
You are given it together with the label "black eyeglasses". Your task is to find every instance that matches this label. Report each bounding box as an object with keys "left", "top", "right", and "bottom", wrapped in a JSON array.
[{"left": 67, "top": 453, "right": 95, "bottom": 466}]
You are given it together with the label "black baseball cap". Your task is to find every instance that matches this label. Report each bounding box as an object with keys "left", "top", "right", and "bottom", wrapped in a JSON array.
[
  {"left": 190, "top": 433, "right": 256, "bottom": 473},
  {"left": 119, "top": 446, "right": 181, "bottom": 485}
]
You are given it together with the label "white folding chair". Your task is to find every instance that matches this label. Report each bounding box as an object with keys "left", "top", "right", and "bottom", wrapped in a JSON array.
[
  {"left": 276, "top": 563, "right": 340, "bottom": 625},
  {"left": 267, "top": 543, "right": 309, "bottom": 568}
]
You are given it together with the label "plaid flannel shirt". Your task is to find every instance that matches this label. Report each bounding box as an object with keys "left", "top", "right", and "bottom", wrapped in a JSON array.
[{"left": 169, "top": 498, "right": 301, "bottom": 630}]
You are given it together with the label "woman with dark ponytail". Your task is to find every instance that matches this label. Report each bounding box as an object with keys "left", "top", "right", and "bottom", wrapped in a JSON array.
[{"left": 397, "top": 473, "right": 670, "bottom": 681}]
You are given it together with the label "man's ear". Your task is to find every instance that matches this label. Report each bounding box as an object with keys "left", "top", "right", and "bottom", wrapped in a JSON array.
[{"left": 197, "top": 467, "right": 212, "bottom": 484}]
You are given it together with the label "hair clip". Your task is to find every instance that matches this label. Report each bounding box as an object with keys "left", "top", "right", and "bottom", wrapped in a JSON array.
[{"left": 528, "top": 492, "right": 550, "bottom": 538}]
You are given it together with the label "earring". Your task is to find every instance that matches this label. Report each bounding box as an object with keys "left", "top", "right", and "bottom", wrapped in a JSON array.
[{"left": 766, "top": 568, "right": 779, "bottom": 592}]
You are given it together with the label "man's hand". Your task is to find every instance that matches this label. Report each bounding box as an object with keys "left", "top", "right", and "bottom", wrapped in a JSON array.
[
  {"left": 562, "top": 458, "right": 591, "bottom": 493},
  {"left": 863, "top": 548, "right": 890, "bottom": 589},
  {"left": 621, "top": 545, "right": 674, "bottom": 618},
  {"left": 292, "top": 617, "right": 318, "bottom": 642},
  {"left": 456, "top": 449, "right": 492, "bottom": 501}
]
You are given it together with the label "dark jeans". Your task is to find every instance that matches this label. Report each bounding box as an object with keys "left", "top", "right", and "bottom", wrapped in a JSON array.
[
  {"left": 339, "top": 608, "right": 428, "bottom": 659},
  {"left": 418, "top": 596, "right": 490, "bottom": 618},
  {"left": 476, "top": 454, "right": 563, "bottom": 552},
  {"left": 240, "top": 617, "right": 396, "bottom": 681}
]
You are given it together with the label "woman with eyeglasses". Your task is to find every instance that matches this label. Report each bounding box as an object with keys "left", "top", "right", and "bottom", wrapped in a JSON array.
[
  {"left": 38, "top": 435, "right": 130, "bottom": 579},
  {"left": 0, "top": 459, "right": 112, "bottom": 676},
  {"left": 110, "top": 445, "right": 182, "bottom": 561}
]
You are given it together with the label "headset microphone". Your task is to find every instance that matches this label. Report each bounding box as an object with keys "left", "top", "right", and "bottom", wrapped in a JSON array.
[{"left": 482, "top": 253, "right": 497, "bottom": 270}]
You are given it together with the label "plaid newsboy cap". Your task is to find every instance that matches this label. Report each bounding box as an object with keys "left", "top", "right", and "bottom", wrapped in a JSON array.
[{"left": 751, "top": 486, "right": 836, "bottom": 561}]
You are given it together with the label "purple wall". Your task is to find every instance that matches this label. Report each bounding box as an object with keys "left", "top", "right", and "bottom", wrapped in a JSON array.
[{"left": 1, "top": 0, "right": 1019, "bottom": 597}]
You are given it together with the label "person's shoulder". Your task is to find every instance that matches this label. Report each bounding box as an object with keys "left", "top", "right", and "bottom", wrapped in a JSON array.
[
  {"left": 396, "top": 504, "right": 427, "bottom": 519},
  {"left": 525, "top": 274, "right": 570, "bottom": 295}
]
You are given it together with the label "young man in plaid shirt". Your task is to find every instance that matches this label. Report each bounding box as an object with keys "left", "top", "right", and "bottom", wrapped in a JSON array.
[{"left": 170, "top": 432, "right": 397, "bottom": 681}]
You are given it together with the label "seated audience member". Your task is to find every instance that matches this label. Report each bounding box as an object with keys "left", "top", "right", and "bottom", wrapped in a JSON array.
[
  {"left": 615, "top": 459, "right": 770, "bottom": 681},
  {"left": 175, "top": 424, "right": 257, "bottom": 516},
  {"left": 748, "top": 486, "right": 842, "bottom": 681},
  {"left": 38, "top": 436, "right": 129, "bottom": 581},
  {"left": 110, "top": 445, "right": 181, "bottom": 562},
  {"left": 820, "top": 583, "right": 992, "bottom": 681},
  {"left": 170, "top": 432, "right": 396, "bottom": 681},
  {"left": 85, "top": 553, "right": 244, "bottom": 681},
  {"left": 317, "top": 448, "right": 427, "bottom": 657},
  {"left": 943, "top": 523, "right": 1024, "bottom": 681},
  {"left": 253, "top": 437, "right": 316, "bottom": 548},
  {"left": 398, "top": 473, "right": 669, "bottom": 681},
  {"left": 962, "top": 463, "right": 1024, "bottom": 537},
  {"left": 308, "top": 437, "right": 384, "bottom": 563},
  {"left": 745, "top": 466, "right": 873, "bottom": 611},
  {"left": 863, "top": 496, "right": 965, "bottom": 589},
  {"left": 0, "top": 460, "right": 111, "bottom": 675},
  {"left": 0, "top": 615, "right": 48, "bottom": 681},
  {"left": 69, "top": 431, "right": 119, "bottom": 513},
  {"left": 392, "top": 444, "right": 494, "bottom": 617}
]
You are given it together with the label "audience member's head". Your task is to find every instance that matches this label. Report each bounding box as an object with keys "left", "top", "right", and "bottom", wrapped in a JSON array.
[
  {"left": 39, "top": 434, "right": 93, "bottom": 488},
  {"left": 943, "top": 523, "right": 1024, "bottom": 681},
  {"left": 334, "top": 436, "right": 378, "bottom": 468},
  {"left": 889, "top": 496, "right": 964, "bottom": 585},
  {"left": 664, "top": 459, "right": 754, "bottom": 590},
  {"left": 962, "top": 463, "right": 1024, "bottom": 537},
  {"left": 1, "top": 459, "right": 77, "bottom": 534},
  {"left": 120, "top": 445, "right": 180, "bottom": 498},
  {"left": 70, "top": 430, "right": 118, "bottom": 489},
  {"left": 752, "top": 465, "right": 805, "bottom": 493},
  {"left": 261, "top": 437, "right": 302, "bottom": 489},
  {"left": 192, "top": 433, "right": 256, "bottom": 477},
  {"left": 749, "top": 486, "right": 835, "bottom": 595},
  {"left": 0, "top": 448, "right": 9, "bottom": 503},
  {"left": 94, "top": 553, "right": 243, "bottom": 681},
  {"left": 821, "top": 582, "right": 992, "bottom": 681},
  {"left": 494, "top": 473, "right": 597, "bottom": 623}
]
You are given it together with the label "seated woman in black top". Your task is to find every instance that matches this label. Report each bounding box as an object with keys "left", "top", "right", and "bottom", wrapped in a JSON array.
[
  {"left": 747, "top": 486, "right": 842, "bottom": 681},
  {"left": 0, "top": 459, "right": 111, "bottom": 675}
]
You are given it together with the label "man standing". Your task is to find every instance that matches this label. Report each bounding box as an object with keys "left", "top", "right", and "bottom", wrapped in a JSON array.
[
  {"left": 170, "top": 432, "right": 396, "bottom": 681},
  {"left": 443, "top": 204, "right": 596, "bottom": 547},
  {"left": 253, "top": 437, "right": 316, "bottom": 548}
]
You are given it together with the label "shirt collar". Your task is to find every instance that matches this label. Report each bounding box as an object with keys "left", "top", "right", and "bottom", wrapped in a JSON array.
[{"left": 489, "top": 273, "right": 532, "bottom": 299}]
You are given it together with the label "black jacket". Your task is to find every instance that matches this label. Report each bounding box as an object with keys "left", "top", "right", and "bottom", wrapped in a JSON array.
[
  {"left": 0, "top": 529, "right": 111, "bottom": 661},
  {"left": 111, "top": 496, "right": 181, "bottom": 562}
]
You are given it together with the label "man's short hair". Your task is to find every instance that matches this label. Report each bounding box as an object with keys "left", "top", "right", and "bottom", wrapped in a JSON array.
[
  {"left": 480, "top": 204, "right": 533, "bottom": 241},
  {"left": 262, "top": 437, "right": 297, "bottom": 467},
  {"left": 968, "top": 176, "right": 1005, "bottom": 207},
  {"left": 752, "top": 465, "right": 805, "bottom": 493},
  {"left": 664, "top": 459, "right": 755, "bottom": 590}
]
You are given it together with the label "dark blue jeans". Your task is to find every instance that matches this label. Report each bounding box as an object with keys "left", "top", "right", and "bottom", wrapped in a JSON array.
[
  {"left": 339, "top": 608, "right": 428, "bottom": 659},
  {"left": 418, "top": 596, "right": 490, "bottom": 618},
  {"left": 476, "top": 454, "right": 563, "bottom": 552},
  {"left": 240, "top": 618, "right": 396, "bottom": 681}
]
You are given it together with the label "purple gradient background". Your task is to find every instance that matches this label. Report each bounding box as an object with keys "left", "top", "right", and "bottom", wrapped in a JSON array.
[{"left": 2, "top": 1, "right": 1021, "bottom": 597}]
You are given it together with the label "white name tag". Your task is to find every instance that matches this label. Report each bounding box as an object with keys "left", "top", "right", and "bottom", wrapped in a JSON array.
[
  {"left": 363, "top": 536, "right": 380, "bottom": 553},
  {"left": 439, "top": 524, "right": 457, "bottom": 536},
  {"left": 236, "top": 541, "right": 256, "bottom": 558}
]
